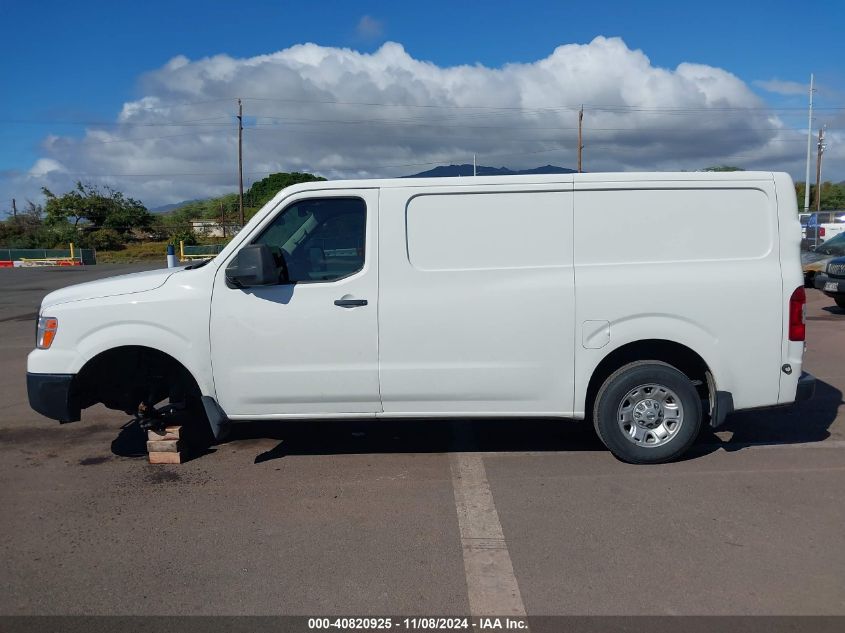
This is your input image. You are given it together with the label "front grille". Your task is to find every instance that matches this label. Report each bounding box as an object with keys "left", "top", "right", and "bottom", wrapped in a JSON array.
[{"left": 828, "top": 263, "right": 845, "bottom": 278}]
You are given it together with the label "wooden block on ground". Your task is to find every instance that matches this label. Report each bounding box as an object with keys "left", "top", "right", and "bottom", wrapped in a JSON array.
[
  {"left": 147, "top": 426, "right": 182, "bottom": 441},
  {"left": 147, "top": 439, "right": 180, "bottom": 453},
  {"left": 148, "top": 451, "right": 184, "bottom": 464}
]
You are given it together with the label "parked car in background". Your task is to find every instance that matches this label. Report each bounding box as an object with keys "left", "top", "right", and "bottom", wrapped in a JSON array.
[
  {"left": 802, "top": 232, "right": 845, "bottom": 287},
  {"left": 814, "top": 256, "right": 845, "bottom": 309},
  {"left": 819, "top": 223, "right": 845, "bottom": 243},
  {"left": 800, "top": 211, "right": 845, "bottom": 249}
]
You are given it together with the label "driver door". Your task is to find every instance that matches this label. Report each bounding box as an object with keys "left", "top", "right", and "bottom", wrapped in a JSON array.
[{"left": 210, "top": 190, "right": 380, "bottom": 418}]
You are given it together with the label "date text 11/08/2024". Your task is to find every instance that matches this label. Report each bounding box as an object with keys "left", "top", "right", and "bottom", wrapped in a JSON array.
[{"left": 306, "top": 617, "right": 528, "bottom": 630}]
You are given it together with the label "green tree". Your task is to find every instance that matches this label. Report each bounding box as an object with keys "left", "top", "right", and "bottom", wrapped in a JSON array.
[
  {"left": 41, "top": 182, "right": 152, "bottom": 235},
  {"left": 88, "top": 228, "right": 125, "bottom": 251},
  {"left": 247, "top": 172, "right": 326, "bottom": 208},
  {"left": 42, "top": 183, "right": 88, "bottom": 227},
  {"left": 794, "top": 181, "right": 845, "bottom": 211},
  {"left": 163, "top": 171, "right": 326, "bottom": 229},
  {"left": 819, "top": 182, "right": 845, "bottom": 209},
  {"left": 702, "top": 165, "right": 745, "bottom": 172},
  {"left": 101, "top": 189, "right": 153, "bottom": 233}
]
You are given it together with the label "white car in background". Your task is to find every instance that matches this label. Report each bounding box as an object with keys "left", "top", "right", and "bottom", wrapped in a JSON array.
[{"left": 819, "top": 223, "right": 845, "bottom": 243}]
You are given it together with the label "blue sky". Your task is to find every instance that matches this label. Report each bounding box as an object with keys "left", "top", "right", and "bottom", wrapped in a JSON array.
[{"left": 1, "top": 0, "right": 843, "bottom": 207}]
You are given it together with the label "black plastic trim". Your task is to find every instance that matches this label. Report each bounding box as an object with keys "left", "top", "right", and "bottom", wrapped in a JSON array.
[
  {"left": 710, "top": 390, "right": 734, "bottom": 428},
  {"left": 201, "top": 395, "right": 231, "bottom": 440},
  {"left": 796, "top": 372, "right": 816, "bottom": 402},
  {"left": 27, "top": 372, "right": 80, "bottom": 423},
  {"left": 334, "top": 299, "right": 368, "bottom": 307}
]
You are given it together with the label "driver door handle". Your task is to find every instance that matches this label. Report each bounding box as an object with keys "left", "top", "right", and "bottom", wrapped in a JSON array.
[{"left": 334, "top": 298, "right": 368, "bottom": 308}]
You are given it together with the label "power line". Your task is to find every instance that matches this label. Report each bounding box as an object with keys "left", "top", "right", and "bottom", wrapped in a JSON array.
[
  {"left": 1, "top": 123, "right": 820, "bottom": 153},
  {"left": 5, "top": 101, "right": 844, "bottom": 128},
  {"left": 63, "top": 130, "right": 234, "bottom": 146},
  {"left": 244, "top": 118, "right": 837, "bottom": 134},
  {"left": 240, "top": 96, "right": 845, "bottom": 113},
  {"left": 118, "top": 98, "right": 237, "bottom": 112},
  {"left": 2, "top": 117, "right": 232, "bottom": 127}
]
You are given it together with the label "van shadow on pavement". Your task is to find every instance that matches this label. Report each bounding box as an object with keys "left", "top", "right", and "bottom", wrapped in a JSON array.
[
  {"left": 108, "top": 380, "right": 841, "bottom": 464},
  {"left": 696, "top": 378, "right": 842, "bottom": 455},
  {"left": 820, "top": 304, "right": 845, "bottom": 316}
]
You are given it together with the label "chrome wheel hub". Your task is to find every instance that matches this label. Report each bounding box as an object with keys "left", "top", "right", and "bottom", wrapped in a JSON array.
[{"left": 617, "top": 384, "right": 684, "bottom": 447}]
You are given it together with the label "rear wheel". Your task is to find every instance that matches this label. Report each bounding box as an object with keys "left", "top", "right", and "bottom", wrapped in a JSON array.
[
  {"left": 835, "top": 296, "right": 845, "bottom": 310},
  {"left": 593, "top": 361, "right": 702, "bottom": 464}
]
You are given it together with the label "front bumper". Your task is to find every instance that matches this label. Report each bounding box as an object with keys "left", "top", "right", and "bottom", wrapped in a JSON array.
[
  {"left": 26, "top": 372, "right": 80, "bottom": 423},
  {"left": 814, "top": 273, "right": 845, "bottom": 295},
  {"left": 796, "top": 371, "right": 816, "bottom": 402}
]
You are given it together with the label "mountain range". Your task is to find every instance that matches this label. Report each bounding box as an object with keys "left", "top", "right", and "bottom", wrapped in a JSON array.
[
  {"left": 150, "top": 165, "right": 577, "bottom": 213},
  {"left": 404, "top": 164, "right": 576, "bottom": 178}
]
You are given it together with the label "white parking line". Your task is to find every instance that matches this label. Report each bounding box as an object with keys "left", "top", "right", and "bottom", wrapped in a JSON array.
[
  {"left": 471, "top": 439, "right": 845, "bottom": 458},
  {"left": 699, "top": 439, "right": 845, "bottom": 451},
  {"left": 450, "top": 453, "right": 527, "bottom": 617}
]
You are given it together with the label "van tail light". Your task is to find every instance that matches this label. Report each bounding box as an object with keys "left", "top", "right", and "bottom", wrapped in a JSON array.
[
  {"left": 819, "top": 227, "right": 826, "bottom": 238},
  {"left": 788, "top": 287, "right": 806, "bottom": 342}
]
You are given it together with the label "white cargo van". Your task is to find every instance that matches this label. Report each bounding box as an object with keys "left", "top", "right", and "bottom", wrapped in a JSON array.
[{"left": 27, "top": 172, "right": 815, "bottom": 463}]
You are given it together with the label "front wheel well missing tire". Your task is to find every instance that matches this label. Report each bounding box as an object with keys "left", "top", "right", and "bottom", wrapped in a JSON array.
[
  {"left": 585, "top": 340, "right": 712, "bottom": 421},
  {"left": 74, "top": 346, "right": 201, "bottom": 415}
]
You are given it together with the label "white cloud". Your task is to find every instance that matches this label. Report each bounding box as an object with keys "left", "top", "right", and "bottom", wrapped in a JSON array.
[
  {"left": 4, "top": 36, "right": 839, "bottom": 208},
  {"left": 753, "top": 78, "right": 808, "bottom": 96},
  {"left": 356, "top": 15, "right": 384, "bottom": 40},
  {"left": 28, "top": 158, "right": 67, "bottom": 177}
]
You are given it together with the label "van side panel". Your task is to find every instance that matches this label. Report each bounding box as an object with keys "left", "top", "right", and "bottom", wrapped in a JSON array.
[
  {"left": 378, "top": 185, "right": 576, "bottom": 415},
  {"left": 573, "top": 180, "right": 782, "bottom": 414}
]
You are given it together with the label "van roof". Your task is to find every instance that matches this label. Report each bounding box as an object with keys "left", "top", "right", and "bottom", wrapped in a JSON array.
[{"left": 277, "top": 171, "right": 780, "bottom": 196}]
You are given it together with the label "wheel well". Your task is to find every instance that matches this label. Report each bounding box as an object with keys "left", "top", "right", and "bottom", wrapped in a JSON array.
[
  {"left": 585, "top": 340, "right": 712, "bottom": 420},
  {"left": 74, "top": 346, "right": 200, "bottom": 415}
]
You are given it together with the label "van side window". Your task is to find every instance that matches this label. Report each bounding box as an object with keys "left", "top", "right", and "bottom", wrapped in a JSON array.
[{"left": 255, "top": 197, "right": 366, "bottom": 283}]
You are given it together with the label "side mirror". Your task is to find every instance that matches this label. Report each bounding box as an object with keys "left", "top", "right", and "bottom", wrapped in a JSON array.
[{"left": 226, "top": 244, "right": 284, "bottom": 287}]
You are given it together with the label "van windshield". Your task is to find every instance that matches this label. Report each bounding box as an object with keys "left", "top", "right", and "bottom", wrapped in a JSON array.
[{"left": 815, "top": 233, "right": 845, "bottom": 256}]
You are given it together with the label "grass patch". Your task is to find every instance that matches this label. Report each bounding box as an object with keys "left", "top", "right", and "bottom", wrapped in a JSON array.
[
  {"left": 96, "top": 240, "right": 230, "bottom": 263},
  {"left": 96, "top": 241, "right": 173, "bottom": 263}
]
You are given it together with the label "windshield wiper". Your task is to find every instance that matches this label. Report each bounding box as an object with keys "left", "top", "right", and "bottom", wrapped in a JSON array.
[{"left": 185, "top": 258, "right": 212, "bottom": 270}]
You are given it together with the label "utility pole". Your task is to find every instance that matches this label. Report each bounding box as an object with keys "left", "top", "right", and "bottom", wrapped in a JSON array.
[
  {"left": 220, "top": 200, "right": 225, "bottom": 238},
  {"left": 804, "top": 74, "right": 815, "bottom": 212},
  {"left": 473, "top": 153, "right": 476, "bottom": 177},
  {"left": 577, "top": 106, "right": 584, "bottom": 173},
  {"left": 814, "top": 126, "right": 826, "bottom": 213},
  {"left": 237, "top": 98, "right": 244, "bottom": 227},
  {"left": 11, "top": 198, "right": 17, "bottom": 219}
]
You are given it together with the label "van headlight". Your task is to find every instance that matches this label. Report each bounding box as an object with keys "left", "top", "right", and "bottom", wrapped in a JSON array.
[{"left": 36, "top": 316, "right": 59, "bottom": 349}]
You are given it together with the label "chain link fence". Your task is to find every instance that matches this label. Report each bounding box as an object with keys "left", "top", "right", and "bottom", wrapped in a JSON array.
[{"left": 0, "top": 248, "right": 96, "bottom": 265}]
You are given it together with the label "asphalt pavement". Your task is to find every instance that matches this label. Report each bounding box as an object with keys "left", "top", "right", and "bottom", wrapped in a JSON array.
[{"left": 1, "top": 264, "right": 843, "bottom": 616}]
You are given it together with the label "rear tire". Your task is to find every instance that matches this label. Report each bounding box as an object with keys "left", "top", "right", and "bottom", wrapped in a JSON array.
[
  {"left": 835, "top": 297, "right": 845, "bottom": 310},
  {"left": 593, "top": 361, "right": 702, "bottom": 464}
]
